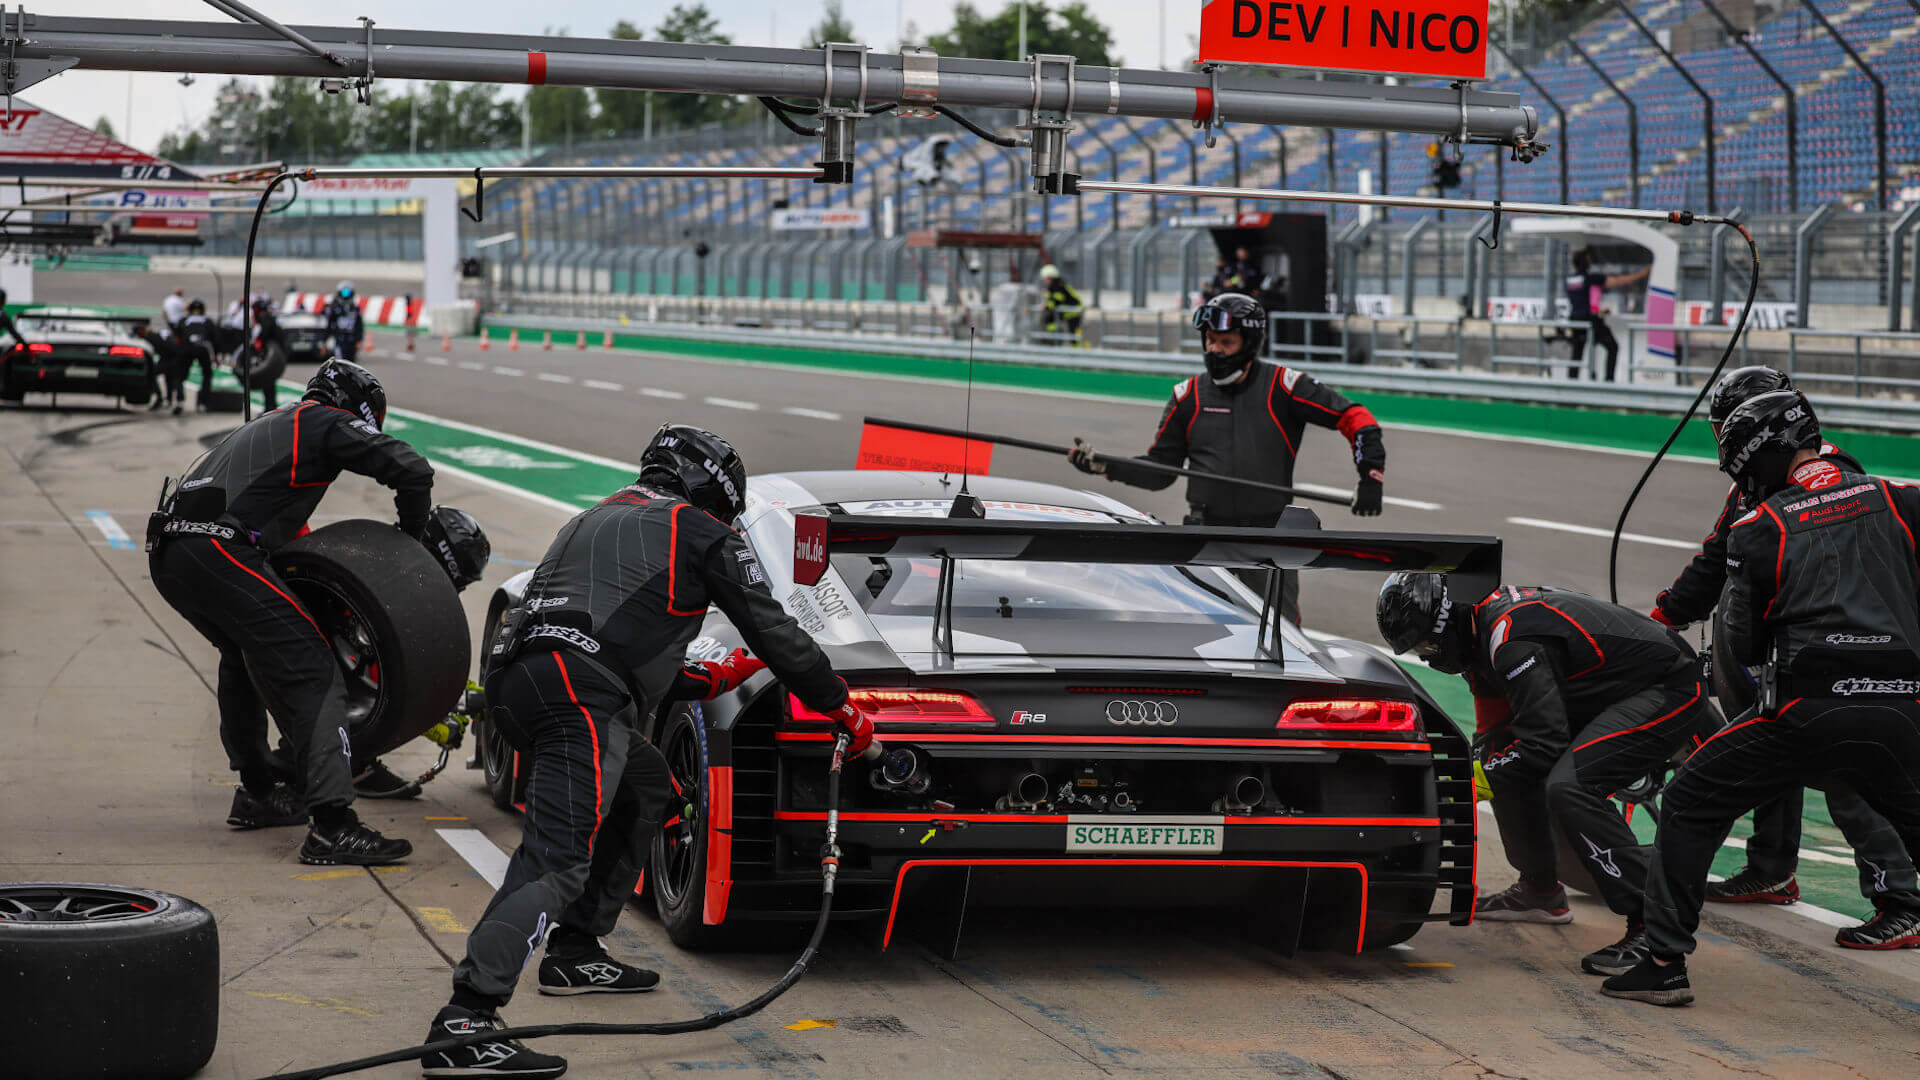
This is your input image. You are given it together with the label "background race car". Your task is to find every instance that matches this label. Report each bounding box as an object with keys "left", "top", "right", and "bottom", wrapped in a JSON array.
[
  {"left": 276, "top": 308, "right": 332, "bottom": 361},
  {"left": 2, "top": 306, "right": 156, "bottom": 407},
  {"left": 476, "top": 471, "right": 1497, "bottom": 957}
]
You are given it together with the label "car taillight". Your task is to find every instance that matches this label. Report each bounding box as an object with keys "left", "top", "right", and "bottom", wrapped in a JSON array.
[
  {"left": 108, "top": 345, "right": 145, "bottom": 358},
  {"left": 1277, "top": 699, "right": 1418, "bottom": 732},
  {"left": 27, "top": 343, "right": 53, "bottom": 353},
  {"left": 789, "top": 688, "right": 995, "bottom": 725}
]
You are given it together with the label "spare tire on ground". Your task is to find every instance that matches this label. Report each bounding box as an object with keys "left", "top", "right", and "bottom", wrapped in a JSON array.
[
  {"left": 240, "top": 341, "right": 289, "bottom": 389},
  {"left": 0, "top": 883, "right": 219, "bottom": 1080},
  {"left": 260, "top": 518, "right": 471, "bottom": 760}
]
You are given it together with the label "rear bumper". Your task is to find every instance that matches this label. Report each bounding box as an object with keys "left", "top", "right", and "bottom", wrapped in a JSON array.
[{"left": 3, "top": 358, "right": 150, "bottom": 397}]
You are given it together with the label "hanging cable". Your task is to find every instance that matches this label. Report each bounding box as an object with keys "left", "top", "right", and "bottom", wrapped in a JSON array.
[
  {"left": 758, "top": 96, "right": 823, "bottom": 137},
  {"left": 930, "top": 104, "right": 1023, "bottom": 148},
  {"left": 1607, "top": 221, "right": 1760, "bottom": 604}
]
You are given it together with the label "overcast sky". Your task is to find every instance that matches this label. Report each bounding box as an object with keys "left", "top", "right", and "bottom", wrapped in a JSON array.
[{"left": 40, "top": 1, "right": 1189, "bottom": 153}]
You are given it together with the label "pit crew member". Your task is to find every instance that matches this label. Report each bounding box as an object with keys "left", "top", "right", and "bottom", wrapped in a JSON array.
[
  {"left": 148, "top": 359, "right": 430, "bottom": 864},
  {"left": 1606, "top": 391, "right": 1920, "bottom": 1005},
  {"left": 1652, "top": 366, "right": 1920, "bottom": 946},
  {"left": 324, "top": 281, "right": 365, "bottom": 362},
  {"left": 1378, "top": 574, "right": 1714, "bottom": 977},
  {"left": 1069, "top": 292, "right": 1387, "bottom": 623},
  {"left": 424, "top": 425, "right": 874, "bottom": 1079}
]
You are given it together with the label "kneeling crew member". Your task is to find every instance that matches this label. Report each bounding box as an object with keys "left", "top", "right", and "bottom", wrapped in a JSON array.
[
  {"left": 1652, "top": 366, "right": 1920, "bottom": 945},
  {"left": 148, "top": 358, "right": 429, "bottom": 864},
  {"left": 1606, "top": 392, "right": 1920, "bottom": 1006},
  {"left": 424, "top": 425, "right": 875, "bottom": 1080},
  {"left": 1378, "top": 574, "right": 1713, "bottom": 976},
  {"left": 1070, "top": 292, "right": 1387, "bottom": 624}
]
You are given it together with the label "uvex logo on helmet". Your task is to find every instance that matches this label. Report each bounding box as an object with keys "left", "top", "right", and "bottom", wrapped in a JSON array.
[
  {"left": 1430, "top": 581, "right": 1451, "bottom": 637},
  {"left": 1729, "top": 424, "right": 1775, "bottom": 474}
]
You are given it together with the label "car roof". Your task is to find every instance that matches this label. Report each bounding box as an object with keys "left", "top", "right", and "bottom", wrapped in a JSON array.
[{"left": 762, "top": 470, "right": 1146, "bottom": 517}]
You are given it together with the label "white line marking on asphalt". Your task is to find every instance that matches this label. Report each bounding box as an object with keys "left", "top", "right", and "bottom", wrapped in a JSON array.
[
  {"left": 436, "top": 828, "right": 509, "bottom": 889},
  {"left": 640, "top": 387, "right": 686, "bottom": 400},
  {"left": 424, "top": 356, "right": 448, "bottom": 366},
  {"left": 538, "top": 373, "right": 574, "bottom": 384},
  {"left": 781, "top": 406, "right": 843, "bottom": 421},
  {"left": 1294, "top": 481, "right": 1441, "bottom": 511},
  {"left": 493, "top": 366, "right": 525, "bottom": 377},
  {"left": 705, "top": 396, "right": 760, "bottom": 411},
  {"left": 458, "top": 361, "right": 486, "bottom": 371},
  {"left": 583, "top": 379, "right": 625, "bottom": 392},
  {"left": 84, "top": 511, "right": 134, "bottom": 550},
  {"left": 1505, "top": 516, "right": 1696, "bottom": 550},
  {"left": 423, "top": 460, "right": 582, "bottom": 517}
]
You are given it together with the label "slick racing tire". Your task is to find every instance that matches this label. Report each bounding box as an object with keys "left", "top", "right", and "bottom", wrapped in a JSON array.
[
  {"left": 239, "top": 341, "right": 288, "bottom": 390},
  {"left": 260, "top": 519, "right": 472, "bottom": 760},
  {"left": 651, "top": 704, "right": 747, "bottom": 951},
  {"left": 0, "top": 883, "right": 219, "bottom": 1080},
  {"left": 200, "top": 384, "right": 247, "bottom": 413},
  {"left": 123, "top": 379, "right": 153, "bottom": 407},
  {"left": 475, "top": 598, "right": 528, "bottom": 811}
]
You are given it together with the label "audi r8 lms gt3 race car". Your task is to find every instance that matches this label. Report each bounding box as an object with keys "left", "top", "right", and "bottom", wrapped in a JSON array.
[
  {"left": 1, "top": 306, "right": 155, "bottom": 407},
  {"left": 474, "top": 471, "right": 1499, "bottom": 956}
]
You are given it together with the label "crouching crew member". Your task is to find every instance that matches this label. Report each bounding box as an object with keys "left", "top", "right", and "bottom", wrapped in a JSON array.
[
  {"left": 1651, "top": 366, "right": 1920, "bottom": 946},
  {"left": 424, "top": 425, "right": 875, "bottom": 1079},
  {"left": 1605, "top": 392, "right": 1920, "bottom": 1006},
  {"left": 1069, "top": 292, "right": 1387, "bottom": 624},
  {"left": 148, "top": 359, "right": 429, "bottom": 864},
  {"left": 1377, "top": 574, "right": 1714, "bottom": 977}
]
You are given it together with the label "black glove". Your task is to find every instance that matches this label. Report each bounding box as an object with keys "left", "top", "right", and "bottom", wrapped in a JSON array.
[
  {"left": 1067, "top": 438, "right": 1106, "bottom": 476},
  {"left": 1352, "top": 476, "right": 1384, "bottom": 517}
]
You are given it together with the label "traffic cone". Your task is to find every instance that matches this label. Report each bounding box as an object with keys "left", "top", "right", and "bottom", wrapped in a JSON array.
[
  {"left": 441, "top": 333, "right": 452, "bottom": 352},
  {"left": 480, "top": 332, "right": 491, "bottom": 351},
  {"left": 601, "top": 330, "right": 613, "bottom": 348},
  {"left": 507, "top": 328, "right": 520, "bottom": 351},
  {"left": 575, "top": 330, "right": 587, "bottom": 351},
  {"left": 541, "top": 330, "right": 553, "bottom": 351}
]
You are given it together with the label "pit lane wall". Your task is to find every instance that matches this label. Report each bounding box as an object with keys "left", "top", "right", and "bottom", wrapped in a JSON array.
[{"left": 466, "top": 315, "right": 1920, "bottom": 479}]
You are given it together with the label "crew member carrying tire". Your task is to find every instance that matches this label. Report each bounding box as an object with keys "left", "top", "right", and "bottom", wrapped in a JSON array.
[
  {"left": 1650, "top": 365, "right": 1920, "bottom": 948},
  {"left": 425, "top": 425, "right": 875, "bottom": 1079},
  {"left": 147, "top": 358, "right": 430, "bottom": 866},
  {"left": 325, "top": 281, "right": 365, "bottom": 362},
  {"left": 1605, "top": 390, "right": 1920, "bottom": 1005},
  {"left": 1067, "top": 292, "right": 1387, "bottom": 624},
  {"left": 1377, "top": 575, "right": 1715, "bottom": 977}
]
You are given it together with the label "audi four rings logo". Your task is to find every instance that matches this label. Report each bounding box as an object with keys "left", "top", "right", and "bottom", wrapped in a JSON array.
[{"left": 1106, "top": 700, "right": 1179, "bottom": 725}]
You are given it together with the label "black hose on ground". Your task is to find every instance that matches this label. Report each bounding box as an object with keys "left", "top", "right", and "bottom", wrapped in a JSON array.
[
  {"left": 1607, "top": 222, "right": 1759, "bottom": 606},
  {"left": 250, "top": 733, "right": 858, "bottom": 1080}
]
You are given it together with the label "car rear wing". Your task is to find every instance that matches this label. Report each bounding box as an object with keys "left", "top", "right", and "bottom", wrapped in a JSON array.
[{"left": 792, "top": 512, "right": 1501, "bottom": 655}]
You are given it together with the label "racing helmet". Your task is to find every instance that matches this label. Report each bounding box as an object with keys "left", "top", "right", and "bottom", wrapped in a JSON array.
[
  {"left": 187, "top": 298, "right": 207, "bottom": 315},
  {"left": 337, "top": 280, "right": 355, "bottom": 300},
  {"left": 421, "top": 506, "right": 491, "bottom": 591},
  {"left": 1708, "top": 366, "right": 1795, "bottom": 426},
  {"left": 303, "top": 358, "right": 388, "bottom": 428},
  {"left": 1376, "top": 571, "right": 1474, "bottom": 675},
  {"left": 640, "top": 424, "right": 748, "bottom": 522},
  {"left": 1718, "top": 390, "right": 1821, "bottom": 502},
  {"left": 1192, "top": 292, "right": 1266, "bottom": 384}
]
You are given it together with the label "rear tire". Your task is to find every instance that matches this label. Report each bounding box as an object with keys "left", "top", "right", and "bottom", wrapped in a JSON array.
[
  {"left": 0, "top": 883, "right": 219, "bottom": 1080},
  {"left": 650, "top": 704, "right": 745, "bottom": 950},
  {"left": 475, "top": 599, "right": 527, "bottom": 811},
  {"left": 241, "top": 341, "right": 288, "bottom": 389}
]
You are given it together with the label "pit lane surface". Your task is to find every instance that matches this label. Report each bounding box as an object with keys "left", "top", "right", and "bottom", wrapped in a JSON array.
[{"left": 8, "top": 379, "right": 1920, "bottom": 1080}]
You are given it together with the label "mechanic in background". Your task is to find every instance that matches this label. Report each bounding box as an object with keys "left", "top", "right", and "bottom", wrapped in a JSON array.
[
  {"left": 1650, "top": 366, "right": 1920, "bottom": 948},
  {"left": 148, "top": 359, "right": 429, "bottom": 865},
  {"left": 162, "top": 286, "right": 187, "bottom": 332},
  {"left": 177, "top": 298, "right": 221, "bottom": 408},
  {"left": 1565, "top": 248, "right": 1647, "bottom": 382},
  {"left": 1067, "top": 292, "right": 1386, "bottom": 624},
  {"left": 1378, "top": 573, "right": 1714, "bottom": 978},
  {"left": 425, "top": 425, "right": 875, "bottom": 1078},
  {"left": 1039, "top": 264, "right": 1084, "bottom": 345},
  {"left": 324, "top": 281, "right": 365, "bottom": 362},
  {"left": 1606, "top": 391, "right": 1920, "bottom": 1005}
]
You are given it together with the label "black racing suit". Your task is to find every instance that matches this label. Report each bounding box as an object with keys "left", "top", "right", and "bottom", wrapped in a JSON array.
[
  {"left": 1644, "top": 460, "right": 1920, "bottom": 958},
  {"left": 1469, "top": 586, "right": 1714, "bottom": 923},
  {"left": 148, "top": 400, "right": 434, "bottom": 813},
  {"left": 1099, "top": 361, "right": 1386, "bottom": 624},
  {"left": 176, "top": 313, "right": 221, "bottom": 401},
  {"left": 1653, "top": 442, "right": 1917, "bottom": 909},
  {"left": 452, "top": 483, "right": 853, "bottom": 1009},
  {"left": 324, "top": 299, "right": 364, "bottom": 362}
]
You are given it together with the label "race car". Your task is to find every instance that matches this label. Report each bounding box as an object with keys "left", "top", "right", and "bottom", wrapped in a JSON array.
[
  {"left": 474, "top": 471, "right": 1494, "bottom": 955},
  {"left": 275, "top": 308, "right": 332, "bottom": 361},
  {"left": 1, "top": 306, "right": 155, "bottom": 407}
]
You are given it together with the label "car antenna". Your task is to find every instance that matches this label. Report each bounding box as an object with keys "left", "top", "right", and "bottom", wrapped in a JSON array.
[{"left": 948, "top": 326, "right": 985, "bottom": 519}]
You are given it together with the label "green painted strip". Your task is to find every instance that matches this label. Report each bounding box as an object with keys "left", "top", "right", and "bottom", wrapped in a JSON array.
[{"left": 479, "top": 321, "right": 1920, "bottom": 478}]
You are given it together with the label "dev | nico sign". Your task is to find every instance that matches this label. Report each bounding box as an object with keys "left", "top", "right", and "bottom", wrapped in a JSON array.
[{"left": 1199, "top": 0, "right": 1490, "bottom": 80}]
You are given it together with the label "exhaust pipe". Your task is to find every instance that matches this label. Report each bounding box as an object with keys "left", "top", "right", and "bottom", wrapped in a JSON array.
[
  {"left": 996, "top": 771, "right": 1051, "bottom": 810},
  {"left": 1213, "top": 774, "right": 1265, "bottom": 814}
]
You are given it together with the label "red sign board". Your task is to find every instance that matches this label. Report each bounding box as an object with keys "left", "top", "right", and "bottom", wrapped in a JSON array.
[
  {"left": 855, "top": 422, "right": 997, "bottom": 476},
  {"left": 1198, "top": 0, "right": 1490, "bottom": 80}
]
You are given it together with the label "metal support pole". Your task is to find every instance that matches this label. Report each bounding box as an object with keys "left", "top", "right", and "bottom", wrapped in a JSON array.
[
  {"left": 1709, "top": 206, "right": 1746, "bottom": 327},
  {"left": 1075, "top": 180, "right": 1737, "bottom": 225},
  {"left": 1794, "top": 203, "right": 1835, "bottom": 330},
  {"left": 1469, "top": 215, "right": 1493, "bottom": 318},
  {"left": 1266, "top": 125, "right": 1289, "bottom": 188},
  {"left": 1886, "top": 203, "right": 1920, "bottom": 330},
  {"left": 1400, "top": 217, "right": 1433, "bottom": 315},
  {"left": 1794, "top": 0, "right": 1886, "bottom": 211},
  {"left": 1612, "top": 0, "right": 1714, "bottom": 212},
  {"left": 1698, "top": 0, "right": 1796, "bottom": 213},
  {"left": 1563, "top": 38, "right": 1637, "bottom": 208}
]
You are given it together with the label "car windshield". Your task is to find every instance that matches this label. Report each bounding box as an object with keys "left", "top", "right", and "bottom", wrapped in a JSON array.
[{"left": 822, "top": 500, "right": 1260, "bottom": 625}]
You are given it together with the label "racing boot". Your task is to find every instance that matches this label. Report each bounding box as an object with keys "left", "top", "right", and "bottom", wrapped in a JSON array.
[
  {"left": 421, "top": 1005, "right": 566, "bottom": 1079},
  {"left": 298, "top": 810, "right": 411, "bottom": 866},
  {"left": 1704, "top": 865, "right": 1799, "bottom": 904},
  {"left": 1474, "top": 879, "right": 1574, "bottom": 924},
  {"left": 1580, "top": 922, "right": 1649, "bottom": 976},
  {"left": 354, "top": 758, "right": 424, "bottom": 800},
  {"left": 226, "top": 783, "right": 306, "bottom": 830},
  {"left": 538, "top": 929, "right": 661, "bottom": 996},
  {"left": 1601, "top": 955, "right": 1694, "bottom": 1007},
  {"left": 1834, "top": 904, "right": 1920, "bottom": 950}
]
